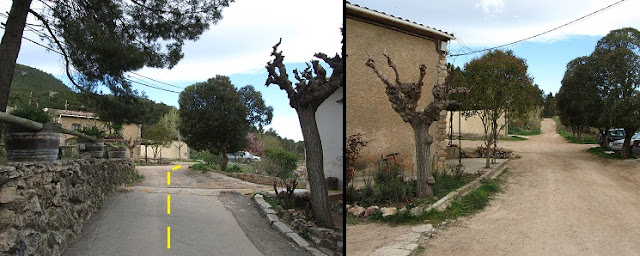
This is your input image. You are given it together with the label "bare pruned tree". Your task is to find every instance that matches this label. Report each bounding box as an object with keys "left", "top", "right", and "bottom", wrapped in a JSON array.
[
  {"left": 265, "top": 38, "right": 343, "bottom": 228},
  {"left": 366, "top": 53, "right": 467, "bottom": 198}
]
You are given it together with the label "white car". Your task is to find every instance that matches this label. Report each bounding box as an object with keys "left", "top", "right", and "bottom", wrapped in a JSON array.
[
  {"left": 227, "top": 151, "right": 261, "bottom": 163},
  {"left": 609, "top": 132, "right": 640, "bottom": 151}
]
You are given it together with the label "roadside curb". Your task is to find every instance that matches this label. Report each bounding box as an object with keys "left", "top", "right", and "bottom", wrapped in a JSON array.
[
  {"left": 372, "top": 160, "right": 510, "bottom": 256},
  {"left": 253, "top": 194, "right": 327, "bottom": 256},
  {"left": 426, "top": 159, "right": 509, "bottom": 212}
]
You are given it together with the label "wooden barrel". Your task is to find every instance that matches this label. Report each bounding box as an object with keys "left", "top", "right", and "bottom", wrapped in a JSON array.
[
  {"left": 6, "top": 123, "right": 60, "bottom": 162},
  {"left": 83, "top": 138, "right": 105, "bottom": 158},
  {"left": 108, "top": 148, "right": 127, "bottom": 159}
]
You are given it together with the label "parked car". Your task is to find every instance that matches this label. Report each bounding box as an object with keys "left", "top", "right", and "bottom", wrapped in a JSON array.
[
  {"left": 227, "top": 151, "right": 261, "bottom": 164},
  {"left": 606, "top": 128, "right": 626, "bottom": 145},
  {"left": 609, "top": 132, "right": 640, "bottom": 151}
]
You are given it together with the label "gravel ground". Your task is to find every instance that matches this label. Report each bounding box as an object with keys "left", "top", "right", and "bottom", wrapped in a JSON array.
[{"left": 421, "top": 119, "right": 640, "bottom": 255}]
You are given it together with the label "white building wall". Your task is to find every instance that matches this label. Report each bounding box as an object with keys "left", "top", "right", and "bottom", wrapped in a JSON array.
[{"left": 315, "top": 87, "right": 344, "bottom": 190}]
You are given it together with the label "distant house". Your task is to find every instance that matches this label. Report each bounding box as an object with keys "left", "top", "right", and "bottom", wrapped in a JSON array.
[
  {"left": 316, "top": 86, "right": 344, "bottom": 190},
  {"left": 444, "top": 111, "right": 508, "bottom": 140},
  {"left": 46, "top": 108, "right": 142, "bottom": 160},
  {"left": 139, "top": 140, "right": 190, "bottom": 160},
  {"left": 346, "top": 2, "right": 455, "bottom": 175}
]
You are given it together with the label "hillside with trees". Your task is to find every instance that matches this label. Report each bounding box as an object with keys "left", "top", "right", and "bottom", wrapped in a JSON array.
[{"left": 8, "top": 64, "right": 85, "bottom": 111}]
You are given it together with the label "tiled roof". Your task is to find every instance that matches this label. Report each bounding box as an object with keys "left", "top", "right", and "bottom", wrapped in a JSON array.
[
  {"left": 346, "top": 2, "right": 455, "bottom": 40},
  {"left": 46, "top": 108, "right": 99, "bottom": 119}
]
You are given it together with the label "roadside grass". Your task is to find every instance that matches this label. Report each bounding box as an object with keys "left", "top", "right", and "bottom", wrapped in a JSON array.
[
  {"left": 346, "top": 214, "right": 361, "bottom": 225},
  {"left": 134, "top": 161, "right": 151, "bottom": 166},
  {"left": 366, "top": 175, "right": 504, "bottom": 226},
  {"left": 189, "top": 162, "right": 251, "bottom": 174},
  {"left": 587, "top": 146, "right": 625, "bottom": 159},
  {"left": 501, "top": 135, "right": 527, "bottom": 141},
  {"left": 126, "top": 170, "right": 144, "bottom": 186},
  {"left": 509, "top": 126, "right": 541, "bottom": 136},
  {"left": 262, "top": 195, "right": 279, "bottom": 208},
  {"left": 557, "top": 129, "right": 597, "bottom": 144},
  {"left": 189, "top": 162, "right": 216, "bottom": 173},
  {"left": 552, "top": 116, "right": 597, "bottom": 144}
]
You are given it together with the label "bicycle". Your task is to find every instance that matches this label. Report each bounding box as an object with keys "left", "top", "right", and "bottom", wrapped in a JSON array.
[{"left": 381, "top": 152, "right": 400, "bottom": 173}]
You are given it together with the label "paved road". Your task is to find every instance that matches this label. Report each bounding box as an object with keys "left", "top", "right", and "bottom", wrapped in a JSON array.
[
  {"left": 64, "top": 163, "right": 309, "bottom": 256},
  {"left": 421, "top": 119, "right": 640, "bottom": 255}
]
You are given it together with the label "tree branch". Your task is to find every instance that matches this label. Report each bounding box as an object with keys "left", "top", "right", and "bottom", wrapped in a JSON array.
[
  {"left": 265, "top": 39, "right": 296, "bottom": 103},
  {"left": 28, "top": 8, "right": 86, "bottom": 93}
]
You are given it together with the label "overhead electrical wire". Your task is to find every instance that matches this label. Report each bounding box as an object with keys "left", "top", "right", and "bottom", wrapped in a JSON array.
[{"left": 449, "top": 0, "right": 629, "bottom": 57}]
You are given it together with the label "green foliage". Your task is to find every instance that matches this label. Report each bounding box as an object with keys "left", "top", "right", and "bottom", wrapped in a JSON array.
[
  {"left": 463, "top": 50, "right": 540, "bottom": 153},
  {"left": 189, "top": 162, "right": 213, "bottom": 173},
  {"left": 554, "top": 118, "right": 597, "bottom": 144},
  {"left": 541, "top": 92, "right": 556, "bottom": 118},
  {"left": 77, "top": 124, "right": 106, "bottom": 138},
  {"left": 509, "top": 126, "right": 541, "bottom": 136},
  {"left": 201, "top": 151, "right": 222, "bottom": 166},
  {"left": 179, "top": 76, "right": 251, "bottom": 171},
  {"left": 226, "top": 164, "right": 248, "bottom": 173},
  {"left": 9, "top": 104, "right": 51, "bottom": 124},
  {"left": 264, "top": 147, "right": 299, "bottom": 178},
  {"left": 587, "top": 146, "right": 625, "bottom": 159},
  {"left": 37, "top": 0, "right": 232, "bottom": 97},
  {"left": 142, "top": 122, "right": 172, "bottom": 147},
  {"left": 9, "top": 64, "right": 85, "bottom": 111},
  {"left": 370, "top": 178, "right": 502, "bottom": 225},
  {"left": 501, "top": 135, "right": 528, "bottom": 141},
  {"left": 238, "top": 85, "right": 274, "bottom": 131}
]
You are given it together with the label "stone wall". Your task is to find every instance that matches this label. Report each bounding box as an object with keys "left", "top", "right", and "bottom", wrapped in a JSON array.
[
  {"left": 0, "top": 159, "right": 136, "bottom": 255},
  {"left": 228, "top": 173, "right": 308, "bottom": 189}
]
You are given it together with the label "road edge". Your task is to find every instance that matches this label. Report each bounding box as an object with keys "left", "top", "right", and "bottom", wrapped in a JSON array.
[{"left": 253, "top": 194, "right": 328, "bottom": 256}]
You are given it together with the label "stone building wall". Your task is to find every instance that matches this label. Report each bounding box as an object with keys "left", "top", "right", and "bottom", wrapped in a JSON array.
[{"left": 0, "top": 159, "right": 136, "bottom": 255}]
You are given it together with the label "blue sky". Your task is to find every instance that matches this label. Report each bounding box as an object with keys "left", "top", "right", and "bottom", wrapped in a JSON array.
[
  {"left": 1, "top": 0, "right": 343, "bottom": 142},
  {"left": 349, "top": 0, "right": 640, "bottom": 95}
]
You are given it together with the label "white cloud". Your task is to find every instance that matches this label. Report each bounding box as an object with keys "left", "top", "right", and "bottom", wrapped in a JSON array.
[
  {"left": 4, "top": 0, "right": 343, "bottom": 81},
  {"left": 475, "top": 0, "right": 505, "bottom": 15}
]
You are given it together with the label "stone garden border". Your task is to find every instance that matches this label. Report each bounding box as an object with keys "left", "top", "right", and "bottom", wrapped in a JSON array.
[
  {"left": 378, "top": 160, "right": 510, "bottom": 256},
  {"left": 253, "top": 194, "right": 327, "bottom": 256}
]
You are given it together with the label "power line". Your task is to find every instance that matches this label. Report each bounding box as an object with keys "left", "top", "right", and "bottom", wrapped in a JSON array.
[
  {"left": 129, "top": 72, "right": 184, "bottom": 89},
  {"left": 449, "top": 0, "right": 628, "bottom": 57},
  {"left": 0, "top": 17, "right": 184, "bottom": 94},
  {"left": 125, "top": 76, "right": 181, "bottom": 93}
]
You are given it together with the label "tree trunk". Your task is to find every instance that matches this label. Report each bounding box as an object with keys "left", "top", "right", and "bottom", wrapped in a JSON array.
[
  {"left": 621, "top": 128, "right": 634, "bottom": 159},
  {"left": 296, "top": 106, "right": 333, "bottom": 228},
  {"left": 603, "top": 126, "right": 610, "bottom": 148},
  {"left": 485, "top": 135, "right": 492, "bottom": 168},
  {"left": 0, "top": 0, "right": 32, "bottom": 112},
  {"left": 221, "top": 145, "right": 228, "bottom": 172},
  {"left": 412, "top": 122, "right": 434, "bottom": 198},
  {"left": 491, "top": 120, "right": 498, "bottom": 164}
]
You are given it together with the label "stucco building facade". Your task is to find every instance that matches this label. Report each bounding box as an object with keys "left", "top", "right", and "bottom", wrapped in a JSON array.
[
  {"left": 346, "top": 3, "right": 454, "bottom": 177},
  {"left": 47, "top": 109, "right": 141, "bottom": 160},
  {"left": 316, "top": 86, "right": 344, "bottom": 190}
]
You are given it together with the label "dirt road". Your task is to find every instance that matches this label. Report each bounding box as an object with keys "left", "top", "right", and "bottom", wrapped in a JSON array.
[{"left": 422, "top": 119, "right": 640, "bottom": 255}]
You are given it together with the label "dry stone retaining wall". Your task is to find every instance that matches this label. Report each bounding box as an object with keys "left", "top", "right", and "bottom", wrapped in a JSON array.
[{"left": 0, "top": 159, "right": 136, "bottom": 255}]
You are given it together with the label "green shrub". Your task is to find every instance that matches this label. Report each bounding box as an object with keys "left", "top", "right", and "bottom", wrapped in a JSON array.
[
  {"left": 10, "top": 105, "right": 51, "bottom": 124},
  {"left": 8, "top": 105, "right": 51, "bottom": 132},
  {"left": 77, "top": 124, "right": 106, "bottom": 138},
  {"left": 189, "top": 162, "right": 211, "bottom": 173},
  {"left": 226, "top": 164, "right": 245, "bottom": 173},
  {"left": 201, "top": 151, "right": 222, "bottom": 166},
  {"left": 264, "top": 147, "right": 299, "bottom": 179},
  {"left": 372, "top": 165, "right": 414, "bottom": 204}
]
